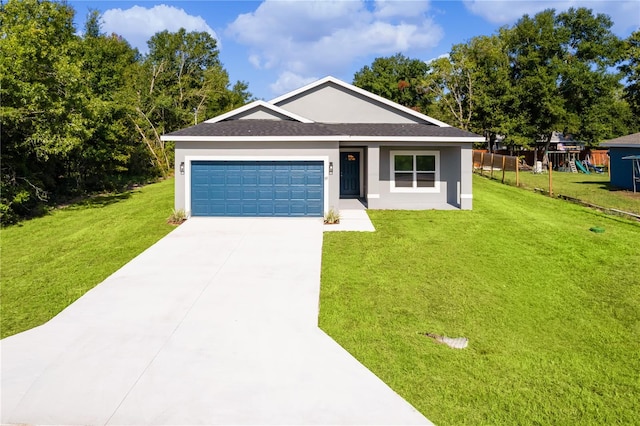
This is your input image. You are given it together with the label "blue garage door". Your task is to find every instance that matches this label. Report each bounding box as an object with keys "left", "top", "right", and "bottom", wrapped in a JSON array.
[{"left": 191, "top": 161, "right": 324, "bottom": 217}]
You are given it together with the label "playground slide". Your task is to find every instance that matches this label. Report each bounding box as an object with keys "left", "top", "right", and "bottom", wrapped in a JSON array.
[
  {"left": 575, "top": 159, "right": 591, "bottom": 174},
  {"left": 585, "top": 161, "right": 604, "bottom": 173}
]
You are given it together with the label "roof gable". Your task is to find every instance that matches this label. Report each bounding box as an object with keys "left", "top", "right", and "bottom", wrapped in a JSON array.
[
  {"left": 270, "top": 76, "right": 449, "bottom": 127},
  {"left": 205, "top": 100, "right": 313, "bottom": 124}
]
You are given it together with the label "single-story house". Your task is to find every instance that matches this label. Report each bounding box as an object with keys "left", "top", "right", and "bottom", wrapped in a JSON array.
[
  {"left": 161, "top": 76, "right": 484, "bottom": 217},
  {"left": 600, "top": 132, "right": 640, "bottom": 191}
]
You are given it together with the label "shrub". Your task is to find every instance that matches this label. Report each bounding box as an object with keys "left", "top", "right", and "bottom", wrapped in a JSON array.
[
  {"left": 167, "top": 208, "right": 187, "bottom": 225},
  {"left": 324, "top": 207, "right": 340, "bottom": 224}
]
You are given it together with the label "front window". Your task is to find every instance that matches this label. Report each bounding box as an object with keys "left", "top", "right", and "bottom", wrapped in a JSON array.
[{"left": 390, "top": 151, "right": 440, "bottom": 192}]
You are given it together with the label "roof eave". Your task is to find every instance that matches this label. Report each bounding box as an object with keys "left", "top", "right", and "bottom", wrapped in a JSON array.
[{"left": 162, "top": 135, "right": 484, "bottom": 143}]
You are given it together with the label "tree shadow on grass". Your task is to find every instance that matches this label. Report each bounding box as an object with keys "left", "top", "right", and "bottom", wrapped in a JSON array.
[
  {"left": 2, "top": 192, "right": 135, "bottom": 228},
  {"left": 64, "top": 191, "right": 133, "bottom": 211},
  {"left": 575, "top": 181, "right": 614, "bottom": 191}
]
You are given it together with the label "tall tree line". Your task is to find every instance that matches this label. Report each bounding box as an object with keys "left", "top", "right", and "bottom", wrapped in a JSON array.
[
  {"left": 0, "top": 0, "right": 250, "bottom": 223},
  {"left": 354, "top": 8, "right": 639, "bottom": 153}
]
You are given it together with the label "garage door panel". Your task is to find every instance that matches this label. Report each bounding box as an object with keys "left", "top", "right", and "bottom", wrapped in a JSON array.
[
  {"left": 289, "top": 203, "right": 308, "bottom": 215},
  {"left": 274, "top": 189, "right": 290, "bottom": 200},
  {"left": 226, "top": 175, "right": 242, "bottom": 185},
  {"left": 274, "top": 174, "right": 289, "bottom": 185},
  {"left": 242, "top": 174, "right": 257, "bottom": 185},
  {"left": 290, "top": 189, "right": 306, "bottom": 199},
  {"left": 242, "top": 204, "right": 258, "bottom": 215},
  {"left": 258, "top": 189, "right": 274, "bottom": 200},
  {"left": 210, "top": 189, "right": 225, "bottom": 199},
  {"left": 258, "top": 203, "right": 275, "bottom": 214},
  {"left": 242, "top": 189, "right": 258, "bottom": 200},
  {"left": 209, "top": 204, "right": 227, "bottom": 215},
  {"left": 209, "top": 175, "right": 225, "bottom": 185},
  {"left": 306, "top": 189, "right": 322, "bottom": 199},
  {"left": 290, "top": 175, "right": 307, "bottom": 185},
  {"left": 191, "top": 161, "right": 324, "bottom": 217},
  {"left": 258, "top": 173, "right": 273, "bottom": 185},
  {"left": 225, "top": 189, "right": 242, "bottom": 200},
  {"left": 274, "top": 203, "right": 291, "bottom": 214},
  {"left": 225, "top": 164, "right": 243, "bottom": 171},
  {"left": 306, "top": 175, "right": 323, "bottom": 186}
]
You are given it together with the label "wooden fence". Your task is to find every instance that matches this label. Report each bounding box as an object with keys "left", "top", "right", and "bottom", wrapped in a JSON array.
[
  {"left": 586, "top": 150, "right": 609, "bottom": 168},
  {"left": 472, "top": 150, "right": 520, "bottom": 185}
]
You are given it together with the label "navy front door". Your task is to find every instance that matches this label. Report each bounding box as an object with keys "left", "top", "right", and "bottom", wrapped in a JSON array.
[
  {"left": 191, "top": 160, "right": 324, "bottom": 217},
  {"left": 340, "top": 151, "right": 360, "bottom": 197}
]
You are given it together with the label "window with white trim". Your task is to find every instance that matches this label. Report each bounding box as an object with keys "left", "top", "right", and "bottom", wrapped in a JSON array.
[{"left": 390, "top": 151, "right": 440, "bottom": 192}]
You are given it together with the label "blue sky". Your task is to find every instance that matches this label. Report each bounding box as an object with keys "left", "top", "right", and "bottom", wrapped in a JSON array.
[{"left": 68, "top": 1, "right": 639, "bottom": 100}]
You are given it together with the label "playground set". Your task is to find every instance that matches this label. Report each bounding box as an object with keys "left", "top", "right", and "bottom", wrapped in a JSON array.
[{"left": 545, "top": 150, "right": 607, "bottom": 175}]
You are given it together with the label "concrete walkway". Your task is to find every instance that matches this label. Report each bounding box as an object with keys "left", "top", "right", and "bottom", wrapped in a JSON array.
[
  {"left": 1, "top": 218, "right": 430, "bottom": 425},
  {"left": 324, "top": 198, "right": 375, "bottom": 232}
]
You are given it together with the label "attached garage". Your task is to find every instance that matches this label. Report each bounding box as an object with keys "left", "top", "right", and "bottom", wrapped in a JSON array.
[{"left": 190, "top": 160, "right": 324, "bottom": 217}]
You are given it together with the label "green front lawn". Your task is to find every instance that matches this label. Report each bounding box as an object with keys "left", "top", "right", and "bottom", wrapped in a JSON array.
[
  {"left": 487, "top": 169, "right": 640, "bottom": 215},
  {"left": 320, "top": 175, "right": 640, "bottom": 425},
  {"left": 0, "top": 179, "right": 175, "bottom": 338},
  {"left": 3, "top": 174, "right": 638, "bottom": 424}
]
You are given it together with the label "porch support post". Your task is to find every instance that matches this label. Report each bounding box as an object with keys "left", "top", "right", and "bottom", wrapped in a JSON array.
[
  {"left": 367, "top": 143, "right": 380, "bottom": 208},
  {"left": 460, "top": 145, "right": 473, "bottom": 210}
]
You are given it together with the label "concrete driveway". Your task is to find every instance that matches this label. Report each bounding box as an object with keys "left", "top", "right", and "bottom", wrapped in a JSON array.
[{"left": 1, "top": 218, "right": 431, "bottom": 425}]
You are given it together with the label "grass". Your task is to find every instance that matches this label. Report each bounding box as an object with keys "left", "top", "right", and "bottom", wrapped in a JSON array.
[
  {"left": 320, "top": 175, "right": 640, "bottom": 425},
  {"left": 0, "top": 179, "right": 175, "bottom": 338},
  {"left": 482, "top": 169, "right": 640, "bottom": 215},
  {"left": 2, "top": 172, "right": 638, "bottom": 423}
]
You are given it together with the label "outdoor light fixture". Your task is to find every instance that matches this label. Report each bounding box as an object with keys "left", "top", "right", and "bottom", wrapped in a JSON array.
[
  {"left": 180, "top": 162, "right": 185, "bottom": 175},
  {"left": 329, "top": 162, "right": 333, "bottom": 175}
]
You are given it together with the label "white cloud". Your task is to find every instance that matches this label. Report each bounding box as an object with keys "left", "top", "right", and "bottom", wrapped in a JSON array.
[
  {"left": 463, "top": 0, "right": 639, "bottom": 35},
  {"left": 248, "top": 54, "right": 262, "bottom": 69},
  {"left": 269, "top": 71, "right": 318, "bottom": 96},
  {"left": 101, "top": 5, "right": 218, "bottom": 52},
  {"left": 226, "top": 0, "right": 443, "bottom": 95},
  {"left": 374, "top": 0, "right": 431, "bottom": 18},
  {"left": 425, "top": 53, "right": 450, "bottom": 64}
]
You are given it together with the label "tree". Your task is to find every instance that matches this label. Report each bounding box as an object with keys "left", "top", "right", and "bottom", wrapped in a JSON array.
[
  {"left": 353, "top": 53, "right": 432, "bottom": 111},
  {"left": 503, "top": 9, "right": 567, "bottom": 154},
  {"left": 74, "top": 11, "right": 150, "bottom": 191},
  {"left": 129, "top": 29, "right": 251, "bottom": 176},
  {"left": 621, "top": 30, "right": 640, "bottom": 124},
  {"left": 502, "top": 7, "right": 626, "bottom": 156},
  {"left": 555, "top": 7, "right": 626, "bottom": 143},
  {"left": 0, "top": 2, "right": 253, "bottom": 224},
  {"left": 0, "top": 0, "right": 87, "bottom": 221},
  {"left": 467, "top": 34, "right": 522, "bottom": 151},
  {"left": 422, "top": 49, "right": 475, "bottom": 130},
  {"left": 422, "top": 35, "right": 517, "bottom": 145}
]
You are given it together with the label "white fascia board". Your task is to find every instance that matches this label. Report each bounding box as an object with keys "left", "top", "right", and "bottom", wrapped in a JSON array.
[
  {"left": 347, "top": 136, "right": 486, "bottom": 143},
  {"left": 163, "top": 135, "right": 485, "bottom": 143},
  {"left": 163, "top": 135, "right": 343, "bottom": 142},
  {"left": 269, "top": 76, "right": 451, "bottom": 128},
  {"left": 204, "top": 100, "right": 314, "bottom": 123}
]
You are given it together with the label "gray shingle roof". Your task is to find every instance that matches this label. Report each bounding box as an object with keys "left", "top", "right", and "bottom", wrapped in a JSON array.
[
  {"left": 324, "top": 123, "right": 479, "bottom": 138},
  {"left": 600, "top": 132, "right": 640, "bottom": 147},
  {"left": 164, "top": 120, "right": 341, "bottom": 137},
  {"left": 164, "top": 120, "right": 481, "bottom": 139}
]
